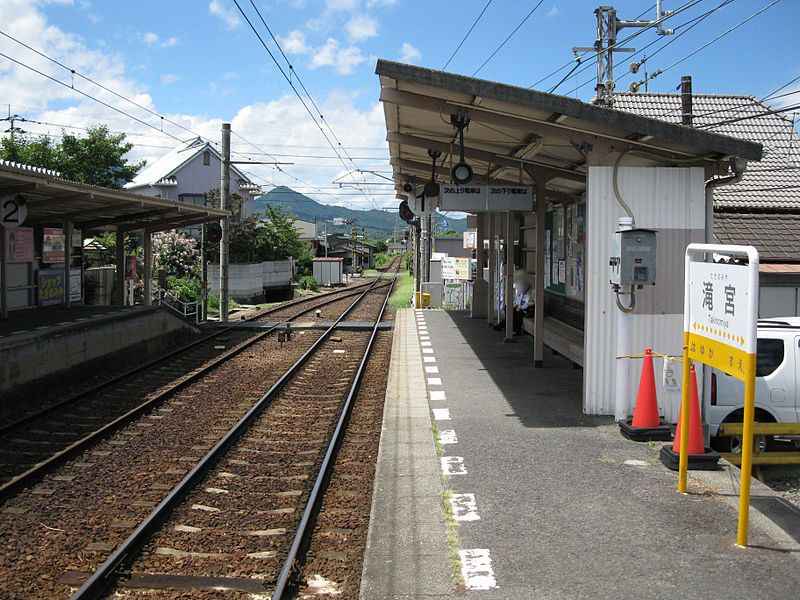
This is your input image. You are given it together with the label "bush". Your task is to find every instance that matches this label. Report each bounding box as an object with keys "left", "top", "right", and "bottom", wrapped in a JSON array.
[
  {"left": 375, "top": 252, "right": 391, "bottom": 268},
  {"left": 166, "top": 276, "right": 202, "bottom": 303},
  {"left": 298, "top": 275, "right": 319, "bottom": 291}
]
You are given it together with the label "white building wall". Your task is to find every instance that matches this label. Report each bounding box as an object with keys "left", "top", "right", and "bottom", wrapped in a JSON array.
[{"left": 584, "top": 167, "right": 706, "bottom": 419}]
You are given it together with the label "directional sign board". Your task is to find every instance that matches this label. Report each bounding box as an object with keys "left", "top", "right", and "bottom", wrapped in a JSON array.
[
  {"left": 440, "top": 185, "right": 533, "bottom": 212},
  {"left": 687, "top": 260, "right": 754, "bottom": 380}
]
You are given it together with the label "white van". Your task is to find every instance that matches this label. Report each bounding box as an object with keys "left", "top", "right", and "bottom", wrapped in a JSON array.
[{"left": 708, "top": 317, "right": 799, "bottom": 452}]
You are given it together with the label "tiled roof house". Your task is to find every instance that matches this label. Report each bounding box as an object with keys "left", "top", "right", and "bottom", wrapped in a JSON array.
[{"left": 615, "top": 92, "right": 800, "bottom": 315}]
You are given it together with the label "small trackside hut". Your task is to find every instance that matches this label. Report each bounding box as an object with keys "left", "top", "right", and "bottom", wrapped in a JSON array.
[{"left": 376, "top": 60, "right": 762, "bottom": 417}]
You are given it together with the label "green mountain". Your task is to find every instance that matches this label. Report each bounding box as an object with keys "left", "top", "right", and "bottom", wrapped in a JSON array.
[{"left": 254, "top": 186, "right": 466, "bottom": 241}]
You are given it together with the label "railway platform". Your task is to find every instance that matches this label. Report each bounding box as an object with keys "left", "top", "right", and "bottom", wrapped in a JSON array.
[{"left": 362, "top": 309, "right": 800, "bottom": 600}]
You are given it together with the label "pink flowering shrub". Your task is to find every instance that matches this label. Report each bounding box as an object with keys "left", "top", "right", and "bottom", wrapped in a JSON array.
[{"left": 152, "top": 229, "right": 200, "bottom": 278}]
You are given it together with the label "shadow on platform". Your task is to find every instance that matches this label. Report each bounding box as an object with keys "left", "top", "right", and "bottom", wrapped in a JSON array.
[{"left": 442, "top": 310, "right": 611, "bottom": 429}]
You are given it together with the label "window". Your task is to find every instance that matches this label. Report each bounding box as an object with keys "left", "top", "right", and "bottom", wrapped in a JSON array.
[
  {"left": 756, "top": 338, "right": 784, "bottom": 377},
  {"left": 203, "top": 150, "right": 211, "bottom": 166},
  {"left": 179, "top": 194, "right": 205, "bottom": 206}
]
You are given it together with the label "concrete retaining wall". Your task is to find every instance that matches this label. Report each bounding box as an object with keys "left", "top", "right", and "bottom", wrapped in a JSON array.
[
  {"left": 207, "top": 260, "right": 294, "bottom": 302},
  {"left": 0, "top": 307, "right": 191, "bottom": 394}
]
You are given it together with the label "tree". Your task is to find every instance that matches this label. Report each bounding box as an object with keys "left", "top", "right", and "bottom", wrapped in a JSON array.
[
  {"left": 0, "top": 125, "right": 145, "bottom": 189},
  {"left": 223, "top": 205, "right": 313, "bottom": 274}
]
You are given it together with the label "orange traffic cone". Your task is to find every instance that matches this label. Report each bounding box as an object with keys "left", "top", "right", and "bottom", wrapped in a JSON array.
[
  {"left": 660, "top": 363, "right": 720, "bottom": 471},
  {"left": 632, "top": 348, "right": 659, "bottom": 428},
  {"left": 672, "top": 364, "right": 705, "bottom": 455},
  {"left": 618, "top": 348, "right": 672, "bottom": 442}
]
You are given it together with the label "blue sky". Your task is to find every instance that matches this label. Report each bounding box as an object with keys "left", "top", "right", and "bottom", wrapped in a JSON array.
[{"left": 1, "top": 0, "right": 799, "bottom": 208}]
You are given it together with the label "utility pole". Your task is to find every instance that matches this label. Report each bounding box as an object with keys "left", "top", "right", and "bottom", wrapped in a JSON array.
[
  {"left": 220, "top": 123, "right": 231, "bottom": 322},
  {"left": 351, "top": 220, "right": 357, "bottom": 274},
  {"left": 573, "top": 3, "right": 674, "bottom": 105}
]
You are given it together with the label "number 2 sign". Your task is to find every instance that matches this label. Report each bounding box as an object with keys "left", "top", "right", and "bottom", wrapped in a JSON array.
[{"left": 1, "top": 195, "right": 27, "bottom": 229}]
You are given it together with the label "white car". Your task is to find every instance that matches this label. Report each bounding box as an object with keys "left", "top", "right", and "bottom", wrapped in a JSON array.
[{"left": 708, "top": 317, "right": 800, "bottom": 453}]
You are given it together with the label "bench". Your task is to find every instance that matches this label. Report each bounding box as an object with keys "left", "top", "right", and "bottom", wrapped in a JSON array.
[{"left": 523, "top": 316, "right": 584, "bottom": 367}]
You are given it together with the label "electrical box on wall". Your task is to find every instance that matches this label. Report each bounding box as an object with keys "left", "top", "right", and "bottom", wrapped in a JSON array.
[{"left": 609, "top": 228, "right": 657, "bottom": 286}]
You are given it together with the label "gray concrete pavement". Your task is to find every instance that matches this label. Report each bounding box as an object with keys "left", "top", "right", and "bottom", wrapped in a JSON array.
[
  {"left": 362, "top": 308, "right": 800, "bottom": 600},
  {"left": 360, "top": 309, "right": 455, "bottom": 600}
]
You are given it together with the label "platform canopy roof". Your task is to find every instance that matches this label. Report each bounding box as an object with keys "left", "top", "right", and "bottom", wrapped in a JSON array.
[
  {"left": 376, "top": 60, "right": 763, "bottom": 201},
  {"left": 0, "top": 160, "right": 228, "bottom": 232}
]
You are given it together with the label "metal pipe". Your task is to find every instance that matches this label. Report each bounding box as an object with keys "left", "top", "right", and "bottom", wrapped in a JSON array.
[{"left": 220, "top": 123, "right": 231, "bottom": 322}]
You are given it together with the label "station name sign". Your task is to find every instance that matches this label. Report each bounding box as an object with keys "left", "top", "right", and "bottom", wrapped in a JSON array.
[
  {"left": 687, "top": 260, "right": 753, "bottom": 381},
  {"left": 439, "top": 185, "right": 533, "bottom": 212}
]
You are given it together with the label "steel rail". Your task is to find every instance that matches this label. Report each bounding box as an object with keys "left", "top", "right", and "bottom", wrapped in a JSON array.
[
  {"left": 0, "top": 278, "right": 382, "bottom": 437},
  {"left": 0, "top": 276, "right": 391, "bottom": 502},
  {"left": 69, "top": 269, "right": 393, "bottom": 600},
  {"left": 272, "top": 267, "right": 396, "bottom": 598}
]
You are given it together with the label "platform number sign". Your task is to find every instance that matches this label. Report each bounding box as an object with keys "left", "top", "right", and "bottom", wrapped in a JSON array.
[{"left": 1, "top": 194, "right": 27, "bottom": 229}]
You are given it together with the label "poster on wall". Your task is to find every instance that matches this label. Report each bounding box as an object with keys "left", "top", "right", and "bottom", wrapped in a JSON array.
[
  {"left": 43, "top": 227, "right": 65, "bottom": 263},
  {"left": 6, "top": 226, "right": 34, "bottom": 262},
  {"left": 463, "top": 231, "right": 477, "bottom": 249},
  {"left": 70, "top": 271, "right": 82, "bottom": 302},
  {"left": 38, "top": 268, "right": 65, "bottom": 306}
]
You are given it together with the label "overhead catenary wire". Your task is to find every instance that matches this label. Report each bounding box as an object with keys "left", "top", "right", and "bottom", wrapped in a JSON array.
[
  {"left": 645, "top": 0, "right": 783, "bottom": 87},
  {"left": 0, "top": 28, "right": 207, "bottom": 144},
  {"left": 472, "top": 0, "right": 545, "bottom": 76},
  {"left": 0, "top": 28, "right": 391, "bottom": 208},
  {"left": 529, "top": 3, "right": 657, "bottom": 89},
  {"left": 442, "top": 0, "right": 493, "bottom": 71},
  {"left": 234, "top": 0, "right": 381, "bottom": 210},
  {"left": 559, "top": 0, "right": 707, "bottom": 96},
  {"left": 614, "top": 0, "right": 736, "bottom": 92}
]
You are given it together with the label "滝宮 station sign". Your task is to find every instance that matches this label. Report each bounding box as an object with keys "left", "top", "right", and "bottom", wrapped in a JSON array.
[{"left": 687, "top": 258, "right": 756, "bottom": 381}]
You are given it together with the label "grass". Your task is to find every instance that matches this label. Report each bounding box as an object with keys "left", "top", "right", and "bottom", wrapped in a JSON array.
[
  {"left": 388, "top": 271, "right": 414, "bottom": 310},
  {"left": 432, "top": 422, "right": 465, "bottom": 589}
]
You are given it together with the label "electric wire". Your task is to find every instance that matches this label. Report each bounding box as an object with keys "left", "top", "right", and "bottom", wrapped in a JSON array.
[
  {"left": 559, "top": 0, "right": 709, "bottom": 96},
  {"left": 645, "top": 0, "right": 783, "bottom": 88},
  {"left": 231, "top": 0, "right": 381, "bottom": 209},
  {"left": 442, "top": 0, "right": 493, "bottom": 70},
  {"left": 0, "top": 28, "right": 206, "bottom": 143},
  {"left": 529, "top": 3, "right": 656, "bottom": 89},
  {"left": 472, "top": 0, "right": 544, "bottom": 76}
]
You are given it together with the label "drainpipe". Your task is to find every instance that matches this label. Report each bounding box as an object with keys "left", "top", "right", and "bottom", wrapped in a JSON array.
[
  {"left": 701, "top": 157, "right": 747, "bottom": 430},
  {"left": 704, "top": 158, "right": 747, "bottom": 245}
]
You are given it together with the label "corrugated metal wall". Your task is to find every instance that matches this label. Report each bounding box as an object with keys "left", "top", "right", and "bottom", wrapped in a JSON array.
[{"left": 584, "top": 167, "right": 706, "bottom": 418}]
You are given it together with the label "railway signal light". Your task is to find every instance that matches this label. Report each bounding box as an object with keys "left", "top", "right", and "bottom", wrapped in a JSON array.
[{"left": 207, "top": 223, "right": 222, "bottom": 244}]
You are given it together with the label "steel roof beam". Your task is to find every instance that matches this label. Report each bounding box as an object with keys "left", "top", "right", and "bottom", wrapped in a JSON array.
[{"left": 387, "top": 131, "right": 585, "bottom": 183}]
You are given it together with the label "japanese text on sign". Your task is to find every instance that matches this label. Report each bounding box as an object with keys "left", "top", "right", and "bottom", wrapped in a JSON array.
[{"left": 687, "top": 261, "right": 752, "bottom": 380}]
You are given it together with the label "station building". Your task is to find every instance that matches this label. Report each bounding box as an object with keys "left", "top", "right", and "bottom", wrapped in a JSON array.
[{"left": 376, "top": 60, "right": 763, "bottom": 418}]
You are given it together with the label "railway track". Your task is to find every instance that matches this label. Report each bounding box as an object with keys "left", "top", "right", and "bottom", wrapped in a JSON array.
[
  {"left": 59, "top": 265, "right": 397, "bottom": 599},
  {"left": 0, "top": 262, "right": 398, "bottom": 501}
]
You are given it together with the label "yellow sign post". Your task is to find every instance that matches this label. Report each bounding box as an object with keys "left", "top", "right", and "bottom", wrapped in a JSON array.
[{"left": 682, "top": 244, "right": 759, "bottom": 547}]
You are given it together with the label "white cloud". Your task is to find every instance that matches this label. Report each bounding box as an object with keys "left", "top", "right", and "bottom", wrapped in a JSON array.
[
  {"left": 399, "top": 42, "right": 421, "bottom": 64},
  {"left": 547, "top": 6, "right": 560, "bottom": 17},
  {"left": 280, "top": 30, "right": 312, "bottom": 55},
  {"left": 367, "top": 0, "right": 397, "bottom": 6},
  {"left": 309, "top": 38, "right": 366, "bottom": 75},
  {"left": 142, "top": 32, "right": 179, "bottom": 48},
  {"left": 0, "top": 1, "right": 391, "bottom": 209},
  {"left": 160, "top": 73, "right": 180, "bottom": 84},
  {"left": 325, "top": 0, "right": 358, "bottom": 12},
  {"left": 209, "top": 0, "right": 241, "bottom": 29},
  {"left": 346, "top": 15, "right": 378, "bottom": 42}
]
